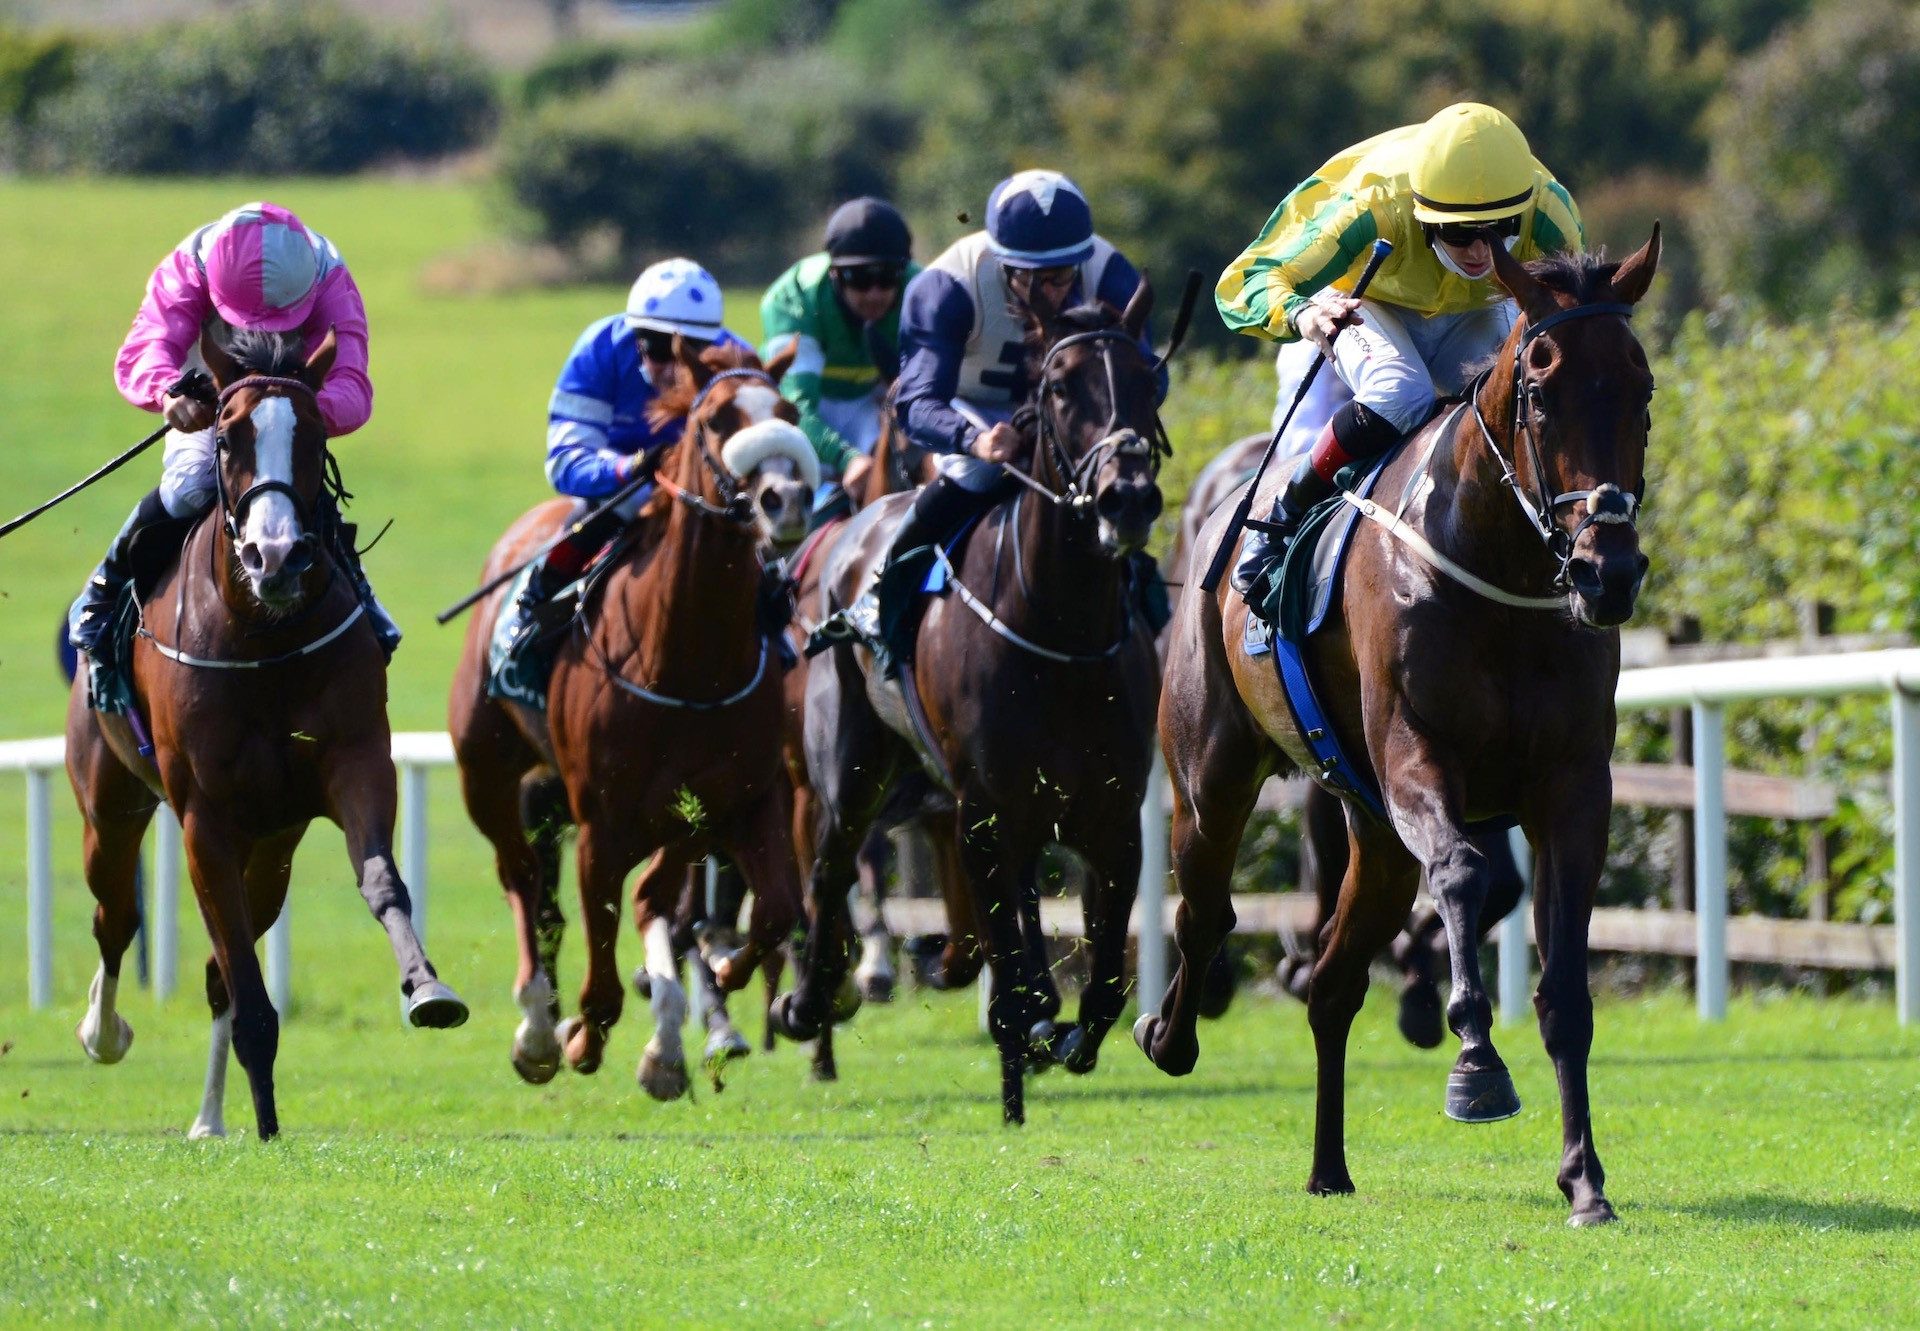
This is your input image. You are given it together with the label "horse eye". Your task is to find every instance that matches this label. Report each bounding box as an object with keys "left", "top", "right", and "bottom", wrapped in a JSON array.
[{"left": 1048, "top": 380, "right": 1069, "bottom": 399}]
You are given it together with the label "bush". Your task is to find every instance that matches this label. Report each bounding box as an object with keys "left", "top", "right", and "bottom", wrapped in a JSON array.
[
  {"left": 37, "top": 5, "right": 496, "bottom": 175},
  {"left": 496, "top": 53, "right": 914, "bottom": 276},
  {"left": 0, "top": 24, "right": 82, "bottom": 167}
]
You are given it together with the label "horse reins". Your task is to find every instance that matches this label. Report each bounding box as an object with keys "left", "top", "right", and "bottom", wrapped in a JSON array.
[
  {"left": 584, "top": 365, "right": 783, "bottom": 709},
  {"left": 1469, "top": 301, "right": 1644, "bottom": 593},
  {"left": 1015, "top": 328, "right": 1171, "bottom": 511},
  {"left": 143, "top": 375, "right": 363, "bottom": 668}
]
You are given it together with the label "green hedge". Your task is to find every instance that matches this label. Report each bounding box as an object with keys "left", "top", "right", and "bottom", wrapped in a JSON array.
[{"left": 28, "top": 6, "right": 495, "bottom": 174}]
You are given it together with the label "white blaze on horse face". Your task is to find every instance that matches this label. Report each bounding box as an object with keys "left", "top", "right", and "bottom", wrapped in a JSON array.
[
  {"left": 730, "top": 383, "right": 781, "bottom": 426},
  {"left": 239, "top": 396, "right": 301, "bottom": 584}
]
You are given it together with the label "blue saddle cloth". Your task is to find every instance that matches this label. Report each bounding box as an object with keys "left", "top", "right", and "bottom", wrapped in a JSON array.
[{"left": 1258, "top": 455, "right": 1395, "bottom": 820}]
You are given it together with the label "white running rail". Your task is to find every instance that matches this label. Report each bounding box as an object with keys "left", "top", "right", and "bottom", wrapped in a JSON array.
[{"left": 8, "top": 650, "right": 1920, "bottom": 1027}]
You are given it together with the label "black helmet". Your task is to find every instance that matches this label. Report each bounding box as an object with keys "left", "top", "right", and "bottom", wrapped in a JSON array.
[{"left": 824, "top": 197, "right": 913, "bottom": 267}]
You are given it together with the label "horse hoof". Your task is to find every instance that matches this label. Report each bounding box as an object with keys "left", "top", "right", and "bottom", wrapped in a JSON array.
[
  {"left": 632, "top": 969, "right": 653, "bottom": 1000},
  {"left": 186, "top": 1119, "right": 226, "bottom": 1141},
  {"left": 1131, "top": 1013, "right": 1157, "bottom": 1057},
  {"left": 704, "top": 1027, "right": 751, "bottom": 1064},
  {"left": 770, "top": 994, "right": 821, "bottom": 1043},
  {"left": 75, "top": 1014, "right": 134, "bottom": 1065},
  {"left": 1307, "top": 1172, "right": 1357, "bottom": 1196},
  {"left": 830, "top": 974, "right": 863, "bottom": 1024},
  {"left": 1396, "top": 983, "right": 1445, "bottom": 1050},
  {"left": 1274, "top": 956, "right": 1312, "bottom": 1003},
  {"left": 406, "top": 981, "right": 470, "bottom": 1030},
  {"left": 637, "top": 1050, "right": 689, "bottom": 1102},
  {"left": 809, "top": 1058, "right": 838, "bottom": 1083},
  {"left": 512, "top": 1020, "right": 563, "bottom": 1085},
  {"left": 1444, "top": 1065, "right": 1522, "bottom": 1122},
  {"left": 559, "top": 1016, "right": 602, "bottom": 1075},
  {"left": 1132, "top": 1012, "right": 1197, "bottom": 1077},
  {"left": 1058, "top": 1025, "right": 1098, "bottom": 1076},
  {"left": 1569, "top": 1199, "right": 1619, "bottom": 1227}
]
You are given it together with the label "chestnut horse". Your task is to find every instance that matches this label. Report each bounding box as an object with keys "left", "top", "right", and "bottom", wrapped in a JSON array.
[
  {"left": 449, "top": 340, "right": 812, "bottom": 1101},
  {"left": 66, "top": 328, "right": 465, "bottom": 1140},
  {"left": 780, "top": 288, "right": 1167, "bottom": 1122},
  {"left": 1143, "top": 234, "right": 1659, "bottom": 1223}
]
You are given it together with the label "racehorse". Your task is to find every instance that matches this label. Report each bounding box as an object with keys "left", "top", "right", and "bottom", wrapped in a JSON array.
[
  {"left": 66, "top": 327, "right": 465, "bottom": 1140},
  {"left": 449, "top": 339, "right": 816, "bottom": 1101},
  {"left": 1169, "top": 435, "right": 1527, "bottom": 1043},
  {"left": 780, "top": 285, "right": 1167, "bottom": 1122},
  {"left": 1142, "top": 232, "right": 1659, "bottom": 1223}
]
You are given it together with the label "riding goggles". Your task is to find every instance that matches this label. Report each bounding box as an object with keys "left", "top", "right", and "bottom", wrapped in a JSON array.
[
  {"left": 833, "top": 263, "right": 906, "bottom": 292},
  {"left": 1430, "top": 217, "right": 1522, "bottom": 248},
  {"left": 638, "top": 329, "right": 714, "bottom": 362}
]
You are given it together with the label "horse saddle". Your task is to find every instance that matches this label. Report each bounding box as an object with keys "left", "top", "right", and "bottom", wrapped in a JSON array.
[{"left": 1256, "top": 451, "right": 1399, "bottom": 819}]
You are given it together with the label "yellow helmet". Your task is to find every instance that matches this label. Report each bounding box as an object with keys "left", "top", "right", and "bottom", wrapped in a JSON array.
[{"left": 1409, "top": 103, "right": 1538, "bottom": 225}]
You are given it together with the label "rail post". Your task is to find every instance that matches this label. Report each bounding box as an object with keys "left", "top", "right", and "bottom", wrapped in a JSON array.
[
  {"left": 1892, "top": 687, "right": 1920, "bottom": 1025},
  {"left": 26, "top": 768, "right": 53, "bottom": 1010},
  {"left": 1135, "top": 755, "right": 1169, "bottom": 1013},
  {"left": 265, "top": 906, "right": 291, "bottom": 1016},
  {"left": 400, "top": 761, "right": 429, "bottom": 944},
  {"left": 152, "top": 806, "right": 181, "bottom": 1002},
  {"left": 1692, "top": 699, "right": 1728, "bottom": 1020},
  {"left": 1498, "top": 827, "right": 1533, "bottom": 1025}
]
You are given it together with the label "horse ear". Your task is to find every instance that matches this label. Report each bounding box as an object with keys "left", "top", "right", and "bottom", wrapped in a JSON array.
[
  {"left": 198, "top": 328, "right": 240, "bottom": 391},
  {"left": 1121, "top": 270, "right": 1154, "bottom": 341},
  {"left": 675, "top": 333, "right": 716, "bottom": 390},
  {"left": 1489, "top": 236, "right": 1554, "bottom": 319},
  {"left": 302, "top": 326, "right": 338, "bottom": 390},
  {"left": 1610, "top": 222, "right": 1662, "bottom": 306},
  {"left": 766, "top": 339, "right": 799, "bottom": 384}
]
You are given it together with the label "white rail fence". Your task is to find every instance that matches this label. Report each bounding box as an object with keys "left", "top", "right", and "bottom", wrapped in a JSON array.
[{"left": 7, "top": 649, "right": 1920, "bottom": 1026}]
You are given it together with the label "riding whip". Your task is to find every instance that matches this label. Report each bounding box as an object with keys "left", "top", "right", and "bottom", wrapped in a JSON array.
[
  {"left": 434, "top": 466, "right": 656, "bottom": 625},
  {"left": 1197, "top": 238, "right": 1393, "bottom": 594},
  {"left": 0, "top": 369, "right": 213, "bottom": 541}
]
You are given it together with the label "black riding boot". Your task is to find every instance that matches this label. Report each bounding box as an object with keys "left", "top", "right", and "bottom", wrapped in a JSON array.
[
  {"left": 315, "top": 495, "right": 402, "bottom": 662},
  {"left": 503, "top": 503, "right": 627, "bottom": 658},
  {"left": 873, "top": 465, "right": 1004, "bottom": 675},
  {"left": 1231, "top": 456, "right": 1335, "bottom": 599},
  {"left": 68, "top": 487, "right": 177, "bottom": 659}
]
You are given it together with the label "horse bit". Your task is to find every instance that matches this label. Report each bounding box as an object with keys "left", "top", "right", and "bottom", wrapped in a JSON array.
[
  {"left": 1468, "top": 301, "right": 1647, "bottom": 592},
  {"left": 1008, "top": 328, "right": 1171, "bottom": 511}
]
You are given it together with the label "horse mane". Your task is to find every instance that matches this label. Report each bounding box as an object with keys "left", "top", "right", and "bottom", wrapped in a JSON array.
[
  {"left": 1525, "top": 250, "right": 1618, "bottom": 303},
  {"left": 219, "top": 326, "right": 308, "bottom": 378},
  {"left": 645, "top": 340, "right": 763, "bottom": 431}
]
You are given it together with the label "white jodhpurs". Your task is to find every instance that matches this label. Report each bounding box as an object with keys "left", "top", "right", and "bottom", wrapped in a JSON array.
[
  {"left": 1271, "top": 293, "right": 1518, "bottom": 450},
  {"left": 158, "top": 426, "right": 218, "bottom": 519},
  {"left": 818, "top": 387, "right": 889, "bottom": 460}
]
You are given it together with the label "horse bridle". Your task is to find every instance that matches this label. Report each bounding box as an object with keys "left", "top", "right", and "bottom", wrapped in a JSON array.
[
  {"left": 213, "top": 374, "right": 321, "bottom": 539},
  {"left": 1018, "top": 328, "right": 1172, "bottom": 511},
  {"left": 1469, "top": 301, "right": 1646, "bottom": 592},
  {"left": 653, "top": 367, "right": 779, "bottom": 523}
]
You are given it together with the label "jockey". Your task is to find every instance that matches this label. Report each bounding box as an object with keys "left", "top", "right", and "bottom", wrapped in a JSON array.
[
  {"left": 499, "top": 257, "right": 750, "bottom": 653},
  {"left": 760, "top": 197, "right": 920, "bottom": 502},
  {"left": 873, "top": 168, "right": 1163, "bottom": 672},
  {"left": 70, "top": 201, "right": 397, "bottom": 664},
  {"left": 1217, "top": 102, "right": 1585, "bottom": 596}
]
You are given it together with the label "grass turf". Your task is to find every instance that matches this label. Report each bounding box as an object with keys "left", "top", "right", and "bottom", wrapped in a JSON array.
[{"left": 4, "top": 179, "right": 1918, "bottom": 1327}]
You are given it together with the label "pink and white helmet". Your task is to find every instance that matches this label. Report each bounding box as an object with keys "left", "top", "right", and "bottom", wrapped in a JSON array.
[{"left": 199, "top": 201, "right": 323, "bottom": 333}]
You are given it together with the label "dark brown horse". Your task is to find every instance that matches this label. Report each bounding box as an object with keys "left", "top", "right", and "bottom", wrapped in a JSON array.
[
  {"left": 1143, "top": 233, "right": 1660, "bottom": 1222},
  {"left": 779, "top": 287, "right": 1167, "bottom": 1122},
  {"left": 449, "top": 340, "right": 813, "bottom": 1101},
  {"left": 66, "top": 328, "right": 465, "bottom": 1140}
]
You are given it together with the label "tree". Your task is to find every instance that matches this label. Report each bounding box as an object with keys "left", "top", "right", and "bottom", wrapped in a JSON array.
[{"left": 1700, "top": 0, "right": 1920, "bottom": 315}]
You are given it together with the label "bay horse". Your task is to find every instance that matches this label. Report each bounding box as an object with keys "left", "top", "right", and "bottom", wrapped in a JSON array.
[
  {"left": 1168, "top": 434, "right": 1528, "bottom": 1043},
  {"left": 66, "top": 327, "right": 465, "bottom": 1140},
  {"left": 449, "top": 340, "right": 815, "bottom": 1101},
  {"left": 1143, "top": 232, "right": 1660, "bottom": 1223},
  {"left": 779, "top": 285, "right": 1167, "bottom": 1122}
]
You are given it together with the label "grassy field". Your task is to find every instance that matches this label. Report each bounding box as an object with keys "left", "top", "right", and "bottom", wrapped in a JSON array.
[{"left": 5, "top": 179, "right": 1917, "bottom": 1328}]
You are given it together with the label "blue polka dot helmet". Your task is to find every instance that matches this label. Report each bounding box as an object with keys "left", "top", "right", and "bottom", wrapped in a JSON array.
[
  {"left": 985, "top": 169, "right": 1094, "bottom": 268},
  {"left": 624, "top": 257, "right": 724, "bottom": 338}
]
